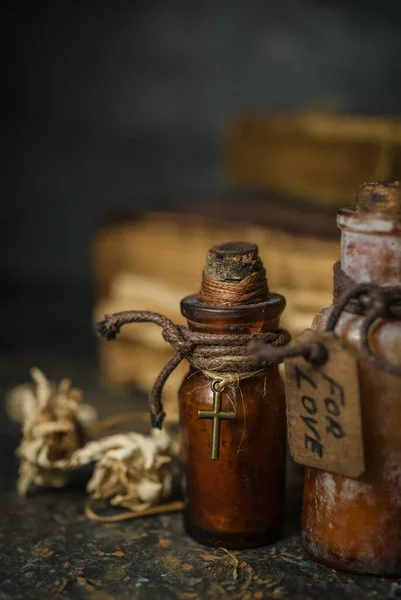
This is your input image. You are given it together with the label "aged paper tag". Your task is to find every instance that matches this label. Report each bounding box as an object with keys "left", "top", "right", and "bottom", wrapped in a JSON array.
[{"left": 284, "top": 330, "right": 364, "bottom": 478}]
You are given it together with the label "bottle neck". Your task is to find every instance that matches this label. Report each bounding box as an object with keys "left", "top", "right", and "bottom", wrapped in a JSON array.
[
  {"left": 180, "top": 294, "right": 285, "bottom": 334},
  {"left": 338, "top": 210, "right": 401, "bottom": 286}
]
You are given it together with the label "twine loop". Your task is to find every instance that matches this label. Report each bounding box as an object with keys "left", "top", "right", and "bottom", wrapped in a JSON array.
[
  {"left": 249, "top": 261, "right": 401, "bottom": 377},
  {"left": 327, "top": 262, "right": 401, "bottom": 376},
  {"left": 97, "top": 311, "right": 290, "bottom": 428}
]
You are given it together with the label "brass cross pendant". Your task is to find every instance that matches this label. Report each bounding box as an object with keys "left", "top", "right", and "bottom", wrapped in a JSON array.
[{"left": 198, "top": 380, "right": 236, "bottom": 460}]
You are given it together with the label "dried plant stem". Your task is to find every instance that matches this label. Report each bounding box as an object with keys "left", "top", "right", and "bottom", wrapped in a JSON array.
[
  {"left": 87, "top": 411, "right": 178, "bottom": 437},
  {"left": 219, "top": 547, "right": 239, "bottom": 581},
  {"left": 85, "top": 498, "right": 184, "bottom": 522}
]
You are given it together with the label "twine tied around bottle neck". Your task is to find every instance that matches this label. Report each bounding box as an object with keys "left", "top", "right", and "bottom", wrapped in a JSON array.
[
  {"left": 200, "top": 269, "right": 269, "bottom": 305},
  {"left": 249, "top": 260, "right": 401, "bottom": 377},
  {"left": 97, "top": 311, "right": 291, "bottom": 429}
]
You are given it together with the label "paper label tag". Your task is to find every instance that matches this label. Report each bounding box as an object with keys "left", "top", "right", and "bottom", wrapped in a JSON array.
[{"left": 284, "top": 330, "right": 364, "bottom": 478}]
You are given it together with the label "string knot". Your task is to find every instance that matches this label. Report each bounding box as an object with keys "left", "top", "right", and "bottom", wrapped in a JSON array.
[
  {"left": 303, "top": 341, "right": 328, "bottom": 366},
  {"left": 161, "top": 326, "right": 192, "bottom": 356},
  {"left": 328, "top": 262, "right": 401, "bottom": 376},
  {"left": 97, "top": 310, "right": 290, "bottom": 428}
]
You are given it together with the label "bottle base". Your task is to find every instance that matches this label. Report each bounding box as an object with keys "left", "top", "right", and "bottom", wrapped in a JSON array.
[
  {"left": 302, "top": 532, "right": 401, "bottom": 578},
  {"left": 184, "top": 515, "right": 283, "bottom": 550}
]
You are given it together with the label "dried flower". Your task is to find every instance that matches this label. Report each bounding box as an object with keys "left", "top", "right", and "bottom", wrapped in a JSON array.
[
  {"left": 7, "top": 368, "right": 97, "bottom": 495},
  {"left": 8, "top": 369, "right": 176, "bottom": 515},
  {"left": 63, "top": 429, "right": 174, "bottom": 511}
]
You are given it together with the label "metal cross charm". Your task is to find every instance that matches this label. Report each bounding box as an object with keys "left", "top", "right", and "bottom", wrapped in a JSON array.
[{"left": 198, "top": 380, "right": 236, "bottom": 460}]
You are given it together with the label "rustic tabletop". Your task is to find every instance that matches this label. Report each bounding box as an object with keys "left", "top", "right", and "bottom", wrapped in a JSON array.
[{"left": 0, "top": 352, "right": 400, "bottom": 600}]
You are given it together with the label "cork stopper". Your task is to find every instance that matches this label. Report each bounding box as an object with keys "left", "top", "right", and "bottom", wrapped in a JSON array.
[
  {"left": 200, "top": 241, "right": 269, "bottom": 305},
  {"left": 354, "top": 181, "right": 401, "bottom": 215},
  {"left": 204, "top": 242, "right": 263, "bottom": 283}
]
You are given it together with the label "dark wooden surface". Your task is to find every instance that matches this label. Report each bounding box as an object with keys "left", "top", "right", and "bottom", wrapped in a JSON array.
[{"left": 1, "top": 353, "right": 400, "bottom": 600}]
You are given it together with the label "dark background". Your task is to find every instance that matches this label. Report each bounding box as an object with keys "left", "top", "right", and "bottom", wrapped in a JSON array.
[{"left": 2, "top": 0, "right": 401, "bottom": 358}]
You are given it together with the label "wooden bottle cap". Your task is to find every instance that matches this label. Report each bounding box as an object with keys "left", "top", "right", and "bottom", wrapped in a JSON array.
[{"left": 355, "top": 181, "right": 401, "bottom": 215}]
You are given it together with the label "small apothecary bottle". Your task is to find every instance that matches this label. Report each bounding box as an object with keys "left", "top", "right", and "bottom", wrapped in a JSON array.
[
  {"left": 179, "top": 242, "right": 287, "bottom": 549},
  {"left": 302, "top": 182, "right": 401, "bottom": 577}
]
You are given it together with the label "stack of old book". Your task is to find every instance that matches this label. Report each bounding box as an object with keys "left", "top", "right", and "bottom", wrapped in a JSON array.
[
  {"left": 93, "top": 111, "right": 401, "bottom": 418},
  {"left": 225, "top": 110, "right": 401, "bottom": 204}
]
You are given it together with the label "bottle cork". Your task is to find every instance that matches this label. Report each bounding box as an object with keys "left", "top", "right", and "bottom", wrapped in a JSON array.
[
  {"left": 354, "top": 181, "right": 401, "bottom": 215},
  {"left": 203, "top": 242, "right": 264, "bottom": 282}
]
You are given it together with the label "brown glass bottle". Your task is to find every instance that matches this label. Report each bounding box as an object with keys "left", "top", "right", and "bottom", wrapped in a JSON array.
[
  {"left": 179, "top": 242, "right": 287, "bottom": 548},
  {"left": 302, "top": 182, "right": 401, "bottom": 577}
]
